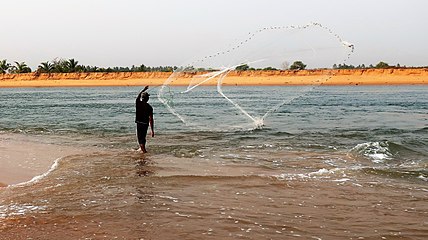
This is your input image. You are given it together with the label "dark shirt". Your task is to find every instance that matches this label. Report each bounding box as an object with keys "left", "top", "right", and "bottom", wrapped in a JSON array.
[{"left": 135, "top": 99, "right": 153, "bottom": 124}]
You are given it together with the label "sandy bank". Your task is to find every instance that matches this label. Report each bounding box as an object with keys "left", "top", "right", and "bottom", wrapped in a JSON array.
[
  {"left": 0, "top": 68, "right": 427, "bottom": 88},
  {"left": 0, "top": 134, "right": 93, "bottom": 186}
]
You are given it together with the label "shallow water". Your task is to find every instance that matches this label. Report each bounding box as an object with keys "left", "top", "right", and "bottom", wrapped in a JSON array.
[{"left": 0, "top": 85, "right": 427, "bottom": 239}]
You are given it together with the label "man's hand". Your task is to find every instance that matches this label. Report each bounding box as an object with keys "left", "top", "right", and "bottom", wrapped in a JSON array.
[{"left": 151, "top": 131, "right": 155, "bottom": 137}]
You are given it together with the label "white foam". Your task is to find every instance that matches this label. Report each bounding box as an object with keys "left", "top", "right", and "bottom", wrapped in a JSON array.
[
  {"left": 274, "top": 168, "right": 345, "bottom": 180},
  {"left": 8, "top": 157, "right": 63, "bottom": 188},
  {"left": 418, "top": 175, "right": 428, "bottom": 181},
  {"left": 0, "top": 204, "right": 47, "bottom": 219},
  {"left": 350, "top": 141, "right": 393, "bottom": 163},
  {"left": 157, "top": 195, "right": 179, "bottom": 203},
  {"left": 332, "top": 178, "right": 351, "bottom": 182}
]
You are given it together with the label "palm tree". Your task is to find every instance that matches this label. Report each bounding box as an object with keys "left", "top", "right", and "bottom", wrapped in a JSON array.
[
  {"left": 10, "top": 61, "right": 32, "bottom": 73},
  {"left": 84, "top": 65, "right": 99, "bottom": 72},
  {"left": 66, "top": 58, "right": 79, "bottom": 72},
  {"left": 52, "top": 58, "right": 68, "bottom": 73},
  {"left": 0, "top": 59, "right": 11, "bottom": 74},
  {"left": 38, "top": 61, "right": 54, "bottom": 73}
]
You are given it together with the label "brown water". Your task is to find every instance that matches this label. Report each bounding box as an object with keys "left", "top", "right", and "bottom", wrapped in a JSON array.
[{"left": 1, "top": 136, "right": 427, "bottom": 239}]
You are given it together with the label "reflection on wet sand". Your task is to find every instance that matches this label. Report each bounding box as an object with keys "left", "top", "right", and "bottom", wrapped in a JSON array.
[
  {"left": 135, "top": 156, "right": 156, "bottom": 178},
  {"left": 134, "top": 154, "right": 156, "bottom": 204}
]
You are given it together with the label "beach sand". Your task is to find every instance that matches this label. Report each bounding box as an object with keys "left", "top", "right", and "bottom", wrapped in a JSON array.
[
  {"left": 0, "top": 134, "right": 93, "bottom": 186},
  {"left": 0, "top": 68, "right": 427, "bottom": 88}
]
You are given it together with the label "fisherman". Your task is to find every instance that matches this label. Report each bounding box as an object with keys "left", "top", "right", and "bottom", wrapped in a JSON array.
[{"left": 135, "top": 86, "right": 154, "bottom": 153}]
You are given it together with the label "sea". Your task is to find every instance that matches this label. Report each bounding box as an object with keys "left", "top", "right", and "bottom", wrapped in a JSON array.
[{"left": 0, "top": 85, "right": 427, "bottom": 239}]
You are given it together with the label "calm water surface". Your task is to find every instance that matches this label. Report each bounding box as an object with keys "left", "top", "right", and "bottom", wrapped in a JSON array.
[{"left": 0, "top": 85, "right": 427, "bottom": 239}]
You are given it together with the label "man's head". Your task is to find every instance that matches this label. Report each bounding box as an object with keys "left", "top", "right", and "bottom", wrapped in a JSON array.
[{"left": 141, "top": 92, "right": 150, "bottom": 102}]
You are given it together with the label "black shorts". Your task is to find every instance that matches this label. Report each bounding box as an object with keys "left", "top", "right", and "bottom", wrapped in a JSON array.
[{"left": 136, "top": 123, "right": 149, "bottom": 145}]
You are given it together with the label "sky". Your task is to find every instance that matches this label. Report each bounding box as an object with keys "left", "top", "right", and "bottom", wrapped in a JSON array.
[{"left": 1, "top": 0, "right": 427, "bottom": 69}]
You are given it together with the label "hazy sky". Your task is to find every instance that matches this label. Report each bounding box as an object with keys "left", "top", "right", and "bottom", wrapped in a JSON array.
[{"left": 1, "top": 0, "right": 427, "bottom": 69}]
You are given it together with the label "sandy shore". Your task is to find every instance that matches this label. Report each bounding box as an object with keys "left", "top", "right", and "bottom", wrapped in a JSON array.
[
  {"left": 0, "top": 134, "right": 93, "bottom": 187},
  {"left": 0, "top": 68, "right": 427, "bottom": 88}
]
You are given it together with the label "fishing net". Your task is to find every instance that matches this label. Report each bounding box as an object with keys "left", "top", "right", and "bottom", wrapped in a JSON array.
[{"left": 158, "top": 22, "right": 354, "bottom": 131}]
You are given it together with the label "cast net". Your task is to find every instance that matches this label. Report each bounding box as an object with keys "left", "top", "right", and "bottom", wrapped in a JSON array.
[{"left": 158, "top": 22, "right": 354, "bottom": 131}]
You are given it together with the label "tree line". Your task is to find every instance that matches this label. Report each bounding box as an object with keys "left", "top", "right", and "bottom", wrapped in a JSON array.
[
  {"left": 0, "top": 58, "right": 424, "bottom": 74},
  {"left": 235, "top": 61, "right": 416, "bottom": 71},
  {"left": 332, "top": 61, "right": 402, "bottom": 69},
  {"left": 0, "top": 58, "right": 178, "bottom": 74}
]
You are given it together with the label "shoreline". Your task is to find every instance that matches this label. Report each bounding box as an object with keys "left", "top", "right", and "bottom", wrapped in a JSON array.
[
  {"left": 0, "top": 133, "right": 93, "bottom": 187},
  {"left": 0, "top": 68, "right": 427, "bottom": 88}
]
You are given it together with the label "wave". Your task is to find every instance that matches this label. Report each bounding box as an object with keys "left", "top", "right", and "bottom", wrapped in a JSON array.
[
  {"left": 273, "top": 168, "right": 346, "bottom": 181},
  {"left": 346, "top": 140, "right": 427, "bottom": 182},
  {"left": 7, "top": 157, "right": 63, "bottom": 189},
  {"left": 413, "top": 126, "right": 428, "bottom": 134},
  {"left": 348, "top": 140, "right": 426, "bottom": 164},
  {"left": 349, "top": 141, "right": 394, "bottom": 163},
  {"left": 272, "top": 165, "right": 428, "bottom": 184},
  {"left": 360, "top": 167, "right": 428, "bottom": 182}
]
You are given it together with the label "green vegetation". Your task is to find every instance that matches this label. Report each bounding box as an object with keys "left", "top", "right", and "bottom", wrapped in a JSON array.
[
  {"left": 0, "top": 59, "right": 11, "bottom": 74},
  {"left": 0, "top": 58, "right": 424, "bottom": 74},
  {"left": 0, "top": 58, "right": 178, "bottom": 74},
  {"left": 235, "top": 64, "right": 278, "bottom": 71},
  {"left": 289, "top": 61, "right": 306, "bottom": 70},
  {"left": 333, "top": 61, "right": 401, "bottom": 69},
  {"left": 10, "top": 62, "right": 32, "bottom": 73},
  {"left": 235, "top": 64, "right": 250, "bottom": 71},
  {"left": 262, "top": 67, "right": 278, "bottom": 71},
  {"left": 375, "top": 61, "right": 390, "bottom": 68}
]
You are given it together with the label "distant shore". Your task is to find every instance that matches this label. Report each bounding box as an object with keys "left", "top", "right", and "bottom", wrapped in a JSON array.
[{"left": 0, "top": 68, "right": 427, "bottom": 88}]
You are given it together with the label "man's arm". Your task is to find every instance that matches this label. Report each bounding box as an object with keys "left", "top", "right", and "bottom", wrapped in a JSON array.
[{"left": 136, "top": 86, "right": 149, "bottom": 101}]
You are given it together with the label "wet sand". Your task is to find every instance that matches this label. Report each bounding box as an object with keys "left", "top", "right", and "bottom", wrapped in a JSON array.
[
  {"left": 0, "top": 134, "right": 93, "bottom": 186},
  {"left": 1, "top": 148, "right": 427, "bottom": 239}
]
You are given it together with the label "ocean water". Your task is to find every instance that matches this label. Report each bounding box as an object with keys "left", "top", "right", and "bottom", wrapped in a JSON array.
[{"left": 0, "top": 85, "right": 427, "bottom": 239}]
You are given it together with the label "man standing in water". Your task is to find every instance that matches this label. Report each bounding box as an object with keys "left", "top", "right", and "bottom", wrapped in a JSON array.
[{"left": 135, "top": 86, "right": 154, "bottom": 153}]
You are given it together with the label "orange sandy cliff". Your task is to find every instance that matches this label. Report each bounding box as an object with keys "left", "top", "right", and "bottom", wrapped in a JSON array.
[{"left": 0, "top": 68, "right": 427, "bottom": 87}]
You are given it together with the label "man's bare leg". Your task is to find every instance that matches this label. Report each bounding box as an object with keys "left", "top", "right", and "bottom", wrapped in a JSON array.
[{"left": 140, "top": 144, "right": 147, "bottom": 153}]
